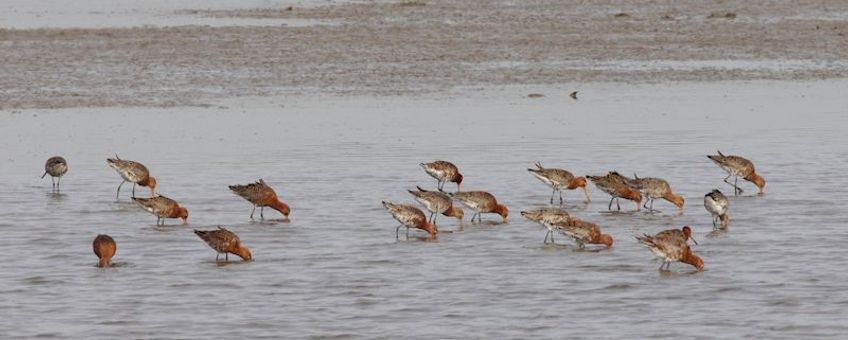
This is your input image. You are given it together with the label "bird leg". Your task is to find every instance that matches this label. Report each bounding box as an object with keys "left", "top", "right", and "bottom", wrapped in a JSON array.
[
  {"left": 116, "top": 180, "right": 125, "bottom": 199},
  {"left": 260, "top": 207, "right": 265, "bottom": 220},
  {"left": 131, "top": 183, "right": 137, "bottom": 198},
  {"left": 56, "top": 176, "right": 61, "bottom": 192},
  {"left": 723, "top": 175, "right": 743, "bottom": 196},
  {"left": 396, "top": 225, "right": 402, "bottom": 239},
  {"left": 550, "top": 188, "right": 556, "bottom": 205},
  {"left": 608, "top": 197, "right": 614, "bottom": 211},
  {"left": 250, "top": 205, "right": 256, "bottom": 220},
  {"left": 216, "top": 253, "right": 220, "bottom": 261},
  {"left": 559, "top": 190, "right": 564, "bottom": 205},
  {"left": 616, "top": 198, "right": 621, "bottom": 211}
]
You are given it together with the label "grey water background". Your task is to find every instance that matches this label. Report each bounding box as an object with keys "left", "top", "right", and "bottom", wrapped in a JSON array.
[{"left": 0, "top": 81, "right": 846, "bottom": 338}]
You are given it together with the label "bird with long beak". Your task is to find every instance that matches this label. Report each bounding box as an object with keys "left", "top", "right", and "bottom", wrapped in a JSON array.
[
  {"left": 449, "top": 191, "right": 508, "bottom": 224},
  {"left": 42, "top": 156, "right": 68, "bottom": 193},
  {"left": 527, "top": 162, "right": 590, "bottom": 204},
  {"left": 586, "top": 171, "right": 642, "bottom": 212},
  {"left": 408, "top": 186, "right": 464, "bottom": 226},
  {"left": 382, "top": 201, "right": 438, "bottom": 239},
  {"left": 704, "top": 189, "right": 729, "bottom": 229},
  {"left": 107, "top": 155, "right": 157, "bottom": 199},
  {"left": 133, "top": 195, "right": 188, "bottom": 225},
  {"left": 637, "top": 231, "right": 704, "bottom": 271},
  {"left": 229, "top": 179, "right": 290, "bottom": 220},
  {"left": 707, "top": 150, "right": 766, "bottom": 195},
  {"left": 624, "top": 174, "right": 684, "bottom": 213},
  {"left": 420, "top": 160, "right": 463, "bottom": 192},
  {"left": 550, "top": 217, "right": 613, "bottom": 249},
  {"left": 194, "top": 227, "right": 252, "bottom": 262}
]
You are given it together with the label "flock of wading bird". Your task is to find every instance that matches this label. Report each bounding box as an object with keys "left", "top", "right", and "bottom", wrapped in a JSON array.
[{"left": 40, "top": 151, "right": 765, "bottom": 272}]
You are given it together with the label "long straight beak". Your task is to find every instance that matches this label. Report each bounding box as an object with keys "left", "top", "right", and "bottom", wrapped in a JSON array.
[{"left": 691, "top": 237, "right": 699, "bottom": 245}]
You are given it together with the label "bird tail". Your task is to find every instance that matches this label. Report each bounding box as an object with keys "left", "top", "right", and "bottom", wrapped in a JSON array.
[{"left": 416, "top": 185, "right": 428, "bottom": 192}]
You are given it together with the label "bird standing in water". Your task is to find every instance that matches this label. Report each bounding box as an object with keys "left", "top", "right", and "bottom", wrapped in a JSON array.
[
  {"left": 229, "top": 179, "right": 290, "bottom": 220},
  {"left": 420, "top": 161, "right": 463, "bottom": 192},
  {"left": 527, "top": 162, "right": 590, "bottom": 204},
  {"left": 107, "top": 155, "right": 157, "bottom": 199},
  {"left": 707, "top": 151, "right": 765, "bottom": 195},
  {"left": 41, "top": 156, "right": 68, "bottom": 193}
]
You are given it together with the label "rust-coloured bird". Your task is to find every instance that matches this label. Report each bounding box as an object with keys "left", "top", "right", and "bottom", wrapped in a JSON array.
[
  {"left": 382, "top": 201, "right": 438, "bottom": 239},
  {"left": 420, "top": 161, "right": 463, "bottom": 192},
  {"left": 92, "top": 234, "right": 116, "bottom": 268},
  {"left": 624, "top": 174, "right": 684, "bottom": 212},
  {"left": 707, "top": 151, "right": 765, "bottom": 195},
  {"left": 449, "top": 191, "right": 508, "bottom": 223},
  {"left": 133, "top": 195, "right": 188, "bottom": 225},
  {"left": 107, "top": 155, "right": 157, "bottom": 199},
  {"left": 229, "top": 179, "right": 290, "bottom": 220},
  {"left": 636, "top": 232, "right": 704, "bottom": 271},
  {"left": 527, "top": 162, "right": 590, "bottom": 204},
  {"left": 194, "top": 226, "right": 252, "bottom": 262},
  {"left": 587, "top": 171, "right": 642, "bottom": 212},
  {"left": 408, "top": 186, "right": 463, "bottom": 226}
]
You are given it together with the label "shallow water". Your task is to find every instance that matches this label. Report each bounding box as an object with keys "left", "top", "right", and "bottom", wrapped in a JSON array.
[{"left": 1, "top": 80, "right": 847, "bottom": 339}]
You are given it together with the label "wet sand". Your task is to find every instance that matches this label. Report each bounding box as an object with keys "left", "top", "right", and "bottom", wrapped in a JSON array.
[{"left": 2, "top": 0, "right": 848, "bottom": 108}]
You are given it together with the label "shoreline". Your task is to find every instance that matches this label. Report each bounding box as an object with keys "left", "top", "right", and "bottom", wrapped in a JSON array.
[{"left": 1, "top": 0, "right": 847, "bottom": 109}]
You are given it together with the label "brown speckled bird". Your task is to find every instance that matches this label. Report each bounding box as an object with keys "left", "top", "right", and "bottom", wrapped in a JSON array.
[
  {"left": 107, "top": 155, "right": 157, "bottom": 199},
  {"left": 587, "top": 171, "right": 642, "bottom": 212},
  {"left": 449, "top": 191, "right": 508, "bottom": 223},
  {"left": 408, "top": 186, "right": 463, "bottom": 226},
  {"left": 382, "top": 201, "right": 438, "bottom": 239},
  {"left": 521, "top": 207, "right": 571, "bottom": 243},
  {"left": 637, "top": 232, "right": 704, "bottom": 271},
  {"left": 420, "top": 161, "right": 463, "bottom": 192},
  {"left": 92, "top": 234, "right": 116, "bottom": 268},
  {"left": 656, "top": 226, "right": 698, "bottom": 245},
  {"left": 708, "top": 151, "right": 765, "bottom": 195},
  {"left": 41, "top": 156, "right": 68, "bottom": 192},
  {"left": 527, "top": 162, "right": 590, "bottom": 204},
  {"left": 229, "top": 179, "right": 290, "bottom": 220},
  {"left": 194, "top": 227, "right": 252, "bottom": 262},
  {"left": 624, "top": 174, "right": 684, "bottom": 212},
  {"left": 550, "top": 217, "right": 613, "bottom": 248},
  {"left": 133, "top": 195, "right": 188, "bottom": 225}
]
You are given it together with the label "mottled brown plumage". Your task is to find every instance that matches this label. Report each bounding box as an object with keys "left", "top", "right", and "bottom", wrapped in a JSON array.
[
  {"left": 656, "top": 226, "right": 697, "bottom": 245},
  {"left": 92, "top": 234, "right": 116, "bottom": 268},
  {"left": 420, "top": 160, "right": 463, "bottom": 192},
  {"left": 408, "top": 186, "right": 463, "bottom": 226},
  {"left": 133, "top": 195, "right": 188, "bottom": 225},
  {"left": 194, "top": 227, "right": 252, "bottom": 262},
  {"left": 624, "top": 175, "right": 684, "bottom": 212},
  {"left": 42, "top": 156, "right": 68, "bottom": 192},
  {"left": 527, "top": 162, "right": 590, "bottom": 204},
  {"left": 382, "top": 201, "right": 438, "bottom": 238},
  {"left": 449, "top": 191, "right": 508, "bottom": 223},
  {"left": 229, "top": 179, "right": 290, "bottom": 220},
  {"left": 586, "top": 171, "right": 642, "bottom": 211},
  {"left": 549, "top": 217, "right": 613, "bottom": 248},
  {"left": 107, "top": 155, "right": 157, "bottom": 199},
  {"left": 708, "top": 151, "right": 765, "bottom": 195},
  {"left": 637, "top": 232, "right": 704, "bottom": 271},
  {"left": 521, "top": 207, "right": 571, "bottom": 243}
]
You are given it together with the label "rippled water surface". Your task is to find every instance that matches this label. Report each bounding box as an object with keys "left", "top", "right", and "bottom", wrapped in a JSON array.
[{"left": 1, "top": 81, "right": 847, "bottom": 339}]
